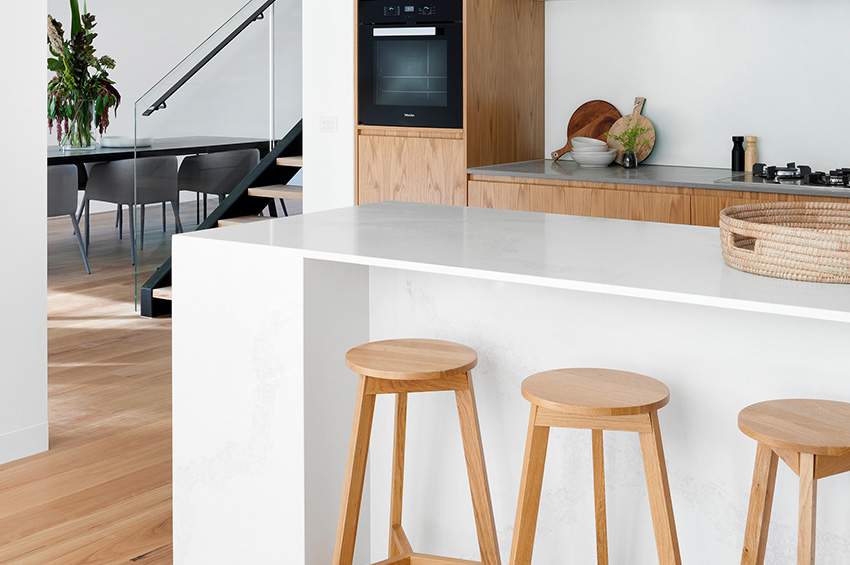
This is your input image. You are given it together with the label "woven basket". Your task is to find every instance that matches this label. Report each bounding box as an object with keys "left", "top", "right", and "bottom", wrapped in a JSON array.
[{"left": 719, "top": 201, "right": 850, "bottom": 283}]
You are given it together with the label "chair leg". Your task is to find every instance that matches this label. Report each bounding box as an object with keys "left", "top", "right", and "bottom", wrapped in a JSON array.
[
  {"left": 798, "top": 453, "right": 817, "bottom": 565},
  {"left": 639, "top": 410, "right": 681, "bottom": 565},
  {"left": 455, "top": 374, "right": 501, "bottom": 565},
  {"left": 196, "top": 192, "right": 200, "bottom": 224},
  {"left": 741, "top": 442, "right": 778, "bottom": 565},
  {"left": 280, "top": 198, "right": 289, "bottom": 217},
  {"left": 115, "top": 204, "right": 121, "bottom": 228},
  {"left": 140, "top": 204, "right": 145, "bottom": 250},
  {"left": 69, "top": 214, "right": 91, "bottom": 274},
  {"left": 84, "top": 199, "right": 90, "bottom": 254},
  {"left": 593, "top": 429, "right": 609, "bottom": 565},
  {"left": 333, "top": 375, "right": 376, "bottom": 565},
  {"left": 203, "top": 193, "right": 208, "bottom": 219},
  {"left": 388, "top": 393, "right": 408, "bottom": 558},
  {"left": 172, "top": 201, "right": 183, "bottom": 234},
  {"left": 127, "top": 204, "right": 136, "bottom": 266},
  {"left": 162, "top": 201, "right": 167, "bottom": 231},
  {"left": 510, "top": 405, "right": 550, "bottom": 565},
  {"left": 118, "top": 205, "right": 123, "bottom": 239}
]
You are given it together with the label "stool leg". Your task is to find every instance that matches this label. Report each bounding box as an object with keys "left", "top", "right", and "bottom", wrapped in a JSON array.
[
  {"left": 593, "top": 429, "right": 609, "bottom": 565},
  {"left": 639, "top": 410, "right": 681, "bottom": 565},
  {"left": 388, "top": 393, "right": 410, "bottom": 558},
  {"left": 333, "top": 375, "right": 377, "bottom": 565},
  {"left": 798, "top": 453, "right": 817, "bottom": 565},
  {"left": 455, "top": 373, "right": 501, "bottom": 565},
  {"left": 510, "top": 405, "right": 550, "bottom": 565},
  {"left": 741, "top": 442, "right": 778, "bottom": 565}
]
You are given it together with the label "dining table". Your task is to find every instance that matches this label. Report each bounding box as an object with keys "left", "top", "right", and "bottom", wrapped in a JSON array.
[{"left": 48, "top": 136, "right": 271, "bottom": 187}]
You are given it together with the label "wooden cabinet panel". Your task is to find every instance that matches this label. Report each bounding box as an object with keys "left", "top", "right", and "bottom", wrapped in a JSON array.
[
  {"left": 691, "top": 196, "right": 760, "bottom": 227},
  {"left": 358, "top": 135, "right": 467, "bottom": 206},
  {"left": 469, "top": 181, "right": 691, "bottom": 224}
]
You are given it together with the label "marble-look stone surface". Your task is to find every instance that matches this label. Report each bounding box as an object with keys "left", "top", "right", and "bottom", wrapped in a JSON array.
[
  {"left": 468, "top": 159, "right": 850, "bottom": 199},
  {"left": 186, "top": 201, "right": 850, "bottom": 322},
  {"left": 172, "top": 202, "right": 850, "bottom": 564}
]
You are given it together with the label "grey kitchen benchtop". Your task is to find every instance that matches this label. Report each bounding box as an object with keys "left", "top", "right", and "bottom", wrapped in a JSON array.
[{"left": 468, "top": 159, "right": 850, "bottom": 199}]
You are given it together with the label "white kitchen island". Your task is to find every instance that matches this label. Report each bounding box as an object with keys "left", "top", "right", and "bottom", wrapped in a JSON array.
[{"left": 172, "top": 201, "right": 850, "bottom": 564}]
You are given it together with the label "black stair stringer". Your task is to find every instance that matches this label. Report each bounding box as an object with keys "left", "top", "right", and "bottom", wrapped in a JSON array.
[{"left": 140, "top": 120, "right": 303, "bottom": 317}]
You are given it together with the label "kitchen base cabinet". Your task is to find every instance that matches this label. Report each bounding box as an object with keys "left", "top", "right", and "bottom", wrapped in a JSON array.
[
  {"left": 469, "top": 176, "right": 849, "bottom": 227},
  {"left": 690, "top": 189, "right": 849, "bottom": 227},
  {"left": 468, "top": 179, "right": 691, "bottom": 224},
  {"left": 358, "top": 132, "right": 467, "bottom": 206}
]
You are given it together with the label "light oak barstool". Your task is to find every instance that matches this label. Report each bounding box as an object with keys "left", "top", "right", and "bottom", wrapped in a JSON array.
[
  {"left": 739, "top": 399, "right": 850, "bottom": 565},
  {"left": 510, "top": 368, "right": 681, "bottom": 565},
  {"left": 333, "top": 338, "right": 500, "bottom": 565}
]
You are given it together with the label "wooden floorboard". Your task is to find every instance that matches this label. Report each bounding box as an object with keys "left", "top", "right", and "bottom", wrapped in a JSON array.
[{"left": 0, "top": 202, "right": 301, "bottom": 564}]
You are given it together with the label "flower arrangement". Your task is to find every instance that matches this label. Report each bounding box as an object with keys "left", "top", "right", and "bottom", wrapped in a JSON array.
[
  {"left": 605, "top": 117, "right": 651, "bottom": 155},
  {"left": 47, "top": 0, "right": 120, "bottom": 148}
]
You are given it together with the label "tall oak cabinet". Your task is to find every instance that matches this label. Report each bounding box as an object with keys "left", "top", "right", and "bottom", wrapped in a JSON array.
[{"left": 356, "top": 0, "right": 544, "bottom": 205}]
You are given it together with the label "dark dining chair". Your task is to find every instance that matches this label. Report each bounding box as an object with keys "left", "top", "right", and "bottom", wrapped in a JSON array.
[
  {"left": 48, "top": 164, "right": 90, "bottom": 274},
  {"left": 84, "top": 157, "right": 181, "bottom": 265},
  {"left": 178, "top": 149, "right": 260, "bottom": 222}
]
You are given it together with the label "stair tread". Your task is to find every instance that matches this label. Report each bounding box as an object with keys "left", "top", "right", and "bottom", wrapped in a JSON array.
[
  {"left": 217, "top": 215, "right": 274, "bottom": 227},
  {"left": 247, "top": 185, "right": 303, "bottom": 200},
  {"left": 151, "top": 286, "right": 173, "bottom": 300},
  {"left": 276, "top": 156, "right": 303, "bottom": 167}
]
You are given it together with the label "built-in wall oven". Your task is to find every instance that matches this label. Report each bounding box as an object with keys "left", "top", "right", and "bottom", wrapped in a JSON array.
[{"left": 358, "top": 0, "right": 463, "bottom": 128}]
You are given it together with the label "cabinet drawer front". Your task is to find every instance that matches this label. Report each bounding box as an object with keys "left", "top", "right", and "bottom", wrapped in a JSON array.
[
  {"left": 358, "top": 136, "right": 466, "bottom": 206},
  {"left": 469, "top": 181, "right": 691, "bottom": 224}
]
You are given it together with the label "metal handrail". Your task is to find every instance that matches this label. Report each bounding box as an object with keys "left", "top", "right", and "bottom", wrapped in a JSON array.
[{"left": 142, "top": 0, "right": 276, "bottom": 116}]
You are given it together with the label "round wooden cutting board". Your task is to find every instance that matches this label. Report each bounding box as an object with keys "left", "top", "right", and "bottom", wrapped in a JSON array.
[
  {"left": 606, "top": 97, "right": 656, "bottom": 165},
  {"left": 551, "top": 100, "right": 621, "bottom": 161}
]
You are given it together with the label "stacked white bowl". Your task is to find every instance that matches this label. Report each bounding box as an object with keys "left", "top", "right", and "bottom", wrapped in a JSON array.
[{"left": 570, "top": 137, "right": 616, "bottom": 168}]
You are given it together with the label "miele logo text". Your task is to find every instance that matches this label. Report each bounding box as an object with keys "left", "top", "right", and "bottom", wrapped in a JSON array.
[{"left": 404, "top": 113, "right": 415, "bottom": 118}]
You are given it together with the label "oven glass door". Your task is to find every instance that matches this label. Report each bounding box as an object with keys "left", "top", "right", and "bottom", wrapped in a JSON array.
[{"left": 359, "top": 23, "right": 462, "bottom": 128}]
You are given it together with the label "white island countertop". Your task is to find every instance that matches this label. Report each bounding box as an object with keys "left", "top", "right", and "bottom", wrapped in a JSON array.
[{"left": 188, "top": 201, "right": 850, "bottom": 323}]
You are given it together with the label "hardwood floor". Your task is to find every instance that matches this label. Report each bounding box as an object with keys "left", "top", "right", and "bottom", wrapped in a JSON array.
[{"left": 0, "top": 199, "right": 300, "bottom": 564}]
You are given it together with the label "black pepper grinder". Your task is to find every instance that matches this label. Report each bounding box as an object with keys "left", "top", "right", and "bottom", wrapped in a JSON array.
[{"left": 732, "top": 136, "right": 745, "bottom": 171}]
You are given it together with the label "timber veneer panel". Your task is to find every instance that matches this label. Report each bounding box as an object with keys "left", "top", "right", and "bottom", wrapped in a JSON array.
[
  {"left": 690, "top": 189, "right": 850, "bottom": 227},
  {"left": 465, "top": 0, "right": 545, "bottom": 168},
  {"left": 359, "top": 134, "right": 467, "bottom": 206},
  {"left": 469, "top": 180, "right": 691, "bottom": 224}
]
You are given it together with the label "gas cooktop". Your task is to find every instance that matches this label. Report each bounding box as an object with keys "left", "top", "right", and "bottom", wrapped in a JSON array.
[{"left": 728, "top": 162, "right": 850, "bottom": 188}]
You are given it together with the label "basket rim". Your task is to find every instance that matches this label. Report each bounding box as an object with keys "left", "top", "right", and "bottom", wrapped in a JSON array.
[{"left": 720, "top": 201, "right": 850, "bottom": 244}]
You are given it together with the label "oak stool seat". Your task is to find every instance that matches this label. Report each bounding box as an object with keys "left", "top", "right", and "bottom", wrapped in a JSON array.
[
  {"left": 738, "top": 399, "right": 850, "bottom": 565},
  {"left": 333, "top": 339, "right": 500, "bottom": 565},
  {"left": 511, "top": 368, "right": 681, "bottom": 565}
]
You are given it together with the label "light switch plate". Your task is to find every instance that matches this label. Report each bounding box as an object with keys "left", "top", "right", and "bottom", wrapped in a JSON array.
[{"left": 319, "top": 116, "right": 338, "bottom": 133}]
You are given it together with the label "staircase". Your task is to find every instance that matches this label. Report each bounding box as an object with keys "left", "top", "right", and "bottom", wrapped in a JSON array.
[{"left": 140, "top": 120, "right": 303, "bottom": 317}]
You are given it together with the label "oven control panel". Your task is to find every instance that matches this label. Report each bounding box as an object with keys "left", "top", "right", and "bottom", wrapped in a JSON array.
[
  {"left": 359, "top": 0, "right": 461, "bottom": 24},
  {"left": 384, "top": 5, "right": 437, "bottom": 17}
]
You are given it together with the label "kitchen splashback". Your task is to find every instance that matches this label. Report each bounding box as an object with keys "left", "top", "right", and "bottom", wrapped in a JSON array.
[{"left": 545, "top": 0, "right": 850, "bottom": 171}]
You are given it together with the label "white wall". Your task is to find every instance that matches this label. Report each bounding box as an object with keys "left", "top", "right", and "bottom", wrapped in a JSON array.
[
  {"left": 546, "top": 0, "right": 850, "bottom": 170},
  {"left": 0, "top": 3, "right": 48, "bottom": 464},
  {"left": 46, "top": 0, "right": 302, "bottom": 144},
  {"left": 302, "top": 0, "right": 356, "bottom": 213}
]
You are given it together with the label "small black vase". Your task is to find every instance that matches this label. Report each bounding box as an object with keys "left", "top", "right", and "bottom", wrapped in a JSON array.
[{"left": 622, "top": 151, "right": 638, "bottom": 169}]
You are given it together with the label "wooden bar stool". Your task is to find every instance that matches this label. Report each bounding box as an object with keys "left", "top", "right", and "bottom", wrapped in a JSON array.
[
  {"left": 333, "top": 338, "right": 501, "bottom": 565},
  {"left": 738, "top": 399, "right": 850, "bottom": 565},
  {"left": 510, "top": 368, "right": 681, "bottom": 565}
]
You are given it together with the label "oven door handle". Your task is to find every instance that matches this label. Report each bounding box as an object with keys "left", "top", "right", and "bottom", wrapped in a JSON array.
[{"left": 373, "top": 27, "right": 437, "bottom": 37}]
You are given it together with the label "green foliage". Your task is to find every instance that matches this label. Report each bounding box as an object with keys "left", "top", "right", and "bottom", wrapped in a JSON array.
[
  {"left": 605, "top": 117, "right": 651, "bottom": 154},
  {"left": 47, "top": 2, "right": 121, "bottom": 146}
]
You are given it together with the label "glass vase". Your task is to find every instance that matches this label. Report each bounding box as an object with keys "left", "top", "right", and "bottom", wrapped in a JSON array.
[
  {"left": 60, "top": 99, "right": 97, "bottom": 151},
  {"left": 622, "top": 151, "right": 638, "bottom": 169}
]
